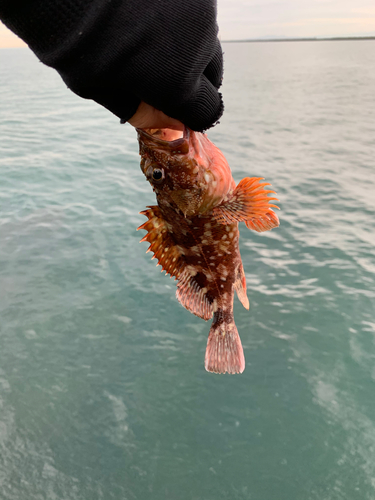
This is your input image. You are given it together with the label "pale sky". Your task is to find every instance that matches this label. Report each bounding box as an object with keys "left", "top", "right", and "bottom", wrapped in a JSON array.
[
  {"left": 217, "top": 0, "right": 375, "bottom": 39},
  {"left": 1, "top": 0, "right": 375, "bottom": 48}
]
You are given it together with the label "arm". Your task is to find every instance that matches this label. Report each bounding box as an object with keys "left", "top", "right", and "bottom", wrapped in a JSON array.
[{"left": 0, "top": 0, "right": 224, "bottom": 131}]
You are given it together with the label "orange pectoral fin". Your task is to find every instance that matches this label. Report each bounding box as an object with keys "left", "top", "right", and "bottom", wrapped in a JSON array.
[
  {"left": 245, "top": 209, "right": 280, "bottom": 232},
  {"left": 212, "top": 177, "right": 280, "bottom": 232},
  {"left": 137, "top": 206, "right": 184, "bottom": 279}
]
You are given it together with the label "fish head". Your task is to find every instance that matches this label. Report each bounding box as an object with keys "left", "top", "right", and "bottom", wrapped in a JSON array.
[{"left": 137, "top": 127, "right": 235, "bottom": 217}]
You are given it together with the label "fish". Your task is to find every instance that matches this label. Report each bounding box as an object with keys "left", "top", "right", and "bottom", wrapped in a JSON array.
[{"left": 136, "top": 127, "right": 279, "bottom": 374}]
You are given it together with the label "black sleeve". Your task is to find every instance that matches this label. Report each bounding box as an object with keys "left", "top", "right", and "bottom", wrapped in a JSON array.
[{"left": 0, "top": 0, "right": 224, "bottom": 131}]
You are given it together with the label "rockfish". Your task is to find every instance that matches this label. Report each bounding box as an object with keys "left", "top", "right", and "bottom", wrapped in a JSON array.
[{"left": 137, "top": 128, "right": 279, "bottom": 374}]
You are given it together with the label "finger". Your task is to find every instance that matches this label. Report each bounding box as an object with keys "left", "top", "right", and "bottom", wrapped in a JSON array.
[
  {"left": 148, "top": 110, "right": 184, "bottom": 131},
  {"left": 128, "top": 102, "right": 184, "bottom": 131},
  {"left": 142, "top": 128, "right": 184, "bottom": 141}
]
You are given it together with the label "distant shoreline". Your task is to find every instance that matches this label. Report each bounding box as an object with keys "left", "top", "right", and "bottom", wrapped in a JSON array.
[
  {"left": 222, "top": 36, "right": 375, "bottom": 43},
  {"left": 1, "top": 35, "right": 374, "bottom": 50}
]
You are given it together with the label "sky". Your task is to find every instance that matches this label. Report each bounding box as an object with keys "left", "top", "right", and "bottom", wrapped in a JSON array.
[
  {"left": 217, "top": 0, "right": 375, "bottom": 40},
  {"left": 0, "top": 0, "right": 375, "bottom": 48}
]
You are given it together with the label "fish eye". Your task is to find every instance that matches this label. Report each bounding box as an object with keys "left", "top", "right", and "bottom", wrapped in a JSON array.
[{"left": 152, "top": 168, "right": 164, "bottom": 183}]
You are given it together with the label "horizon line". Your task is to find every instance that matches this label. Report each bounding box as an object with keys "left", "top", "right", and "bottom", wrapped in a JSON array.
[
  {"left": 222, "top": 35, "right": 375, "bottom": 43},
  {"left": 1, "top": 34, "right": 375, "bottom": 50}
]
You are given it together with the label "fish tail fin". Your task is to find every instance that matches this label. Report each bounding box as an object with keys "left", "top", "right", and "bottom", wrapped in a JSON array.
[{"left": 205, "top": 312, "right": 245, "bottom": 374}]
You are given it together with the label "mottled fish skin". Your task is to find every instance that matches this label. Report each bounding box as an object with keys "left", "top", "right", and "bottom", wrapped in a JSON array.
[{"left": 136, "top": 127, "right": 279, "bottom": 374}]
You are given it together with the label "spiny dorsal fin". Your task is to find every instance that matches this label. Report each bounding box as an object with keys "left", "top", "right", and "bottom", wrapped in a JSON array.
[
  {"left": 212, "top": 177, "right": 280, "bottom": 232},
  {"left": 137, "top": 206, "right": 183, "bottom": 279},
  {"left": 176, "top": 272, "right": 213, "bottom": 321},
  {"left": 234, "top": 263, "right": 249, "bottom": 310},
  {"left": 138, "top": 207, "right": 213, "bottom": 321}
]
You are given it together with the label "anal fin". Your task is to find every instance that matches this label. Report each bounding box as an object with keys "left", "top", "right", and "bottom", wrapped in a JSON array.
[
  {"left": 234, "top": 263, "right": 249, "bottom": 310},
  {"left": 213, "top": 177, "right": 280, "bottom": 232}
]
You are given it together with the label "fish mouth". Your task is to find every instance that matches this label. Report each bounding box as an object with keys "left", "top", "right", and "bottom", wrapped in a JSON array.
[{"left": 136, "top": 127, "right": 190, "bottom": 155}]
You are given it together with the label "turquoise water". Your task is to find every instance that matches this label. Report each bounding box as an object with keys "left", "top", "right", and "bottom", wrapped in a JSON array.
[{"left": 1, "top": 41, "right": 375, "bottom": 499}]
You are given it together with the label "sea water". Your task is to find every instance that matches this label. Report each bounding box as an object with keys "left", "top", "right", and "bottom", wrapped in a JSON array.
[{"left": 1, "top": 41, "right": 375, "bottom": 499}]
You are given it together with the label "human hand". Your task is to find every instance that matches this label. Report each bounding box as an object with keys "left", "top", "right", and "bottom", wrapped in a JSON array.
[{"left": 128, "top": 101, "right": 184, "bottom": 141}]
